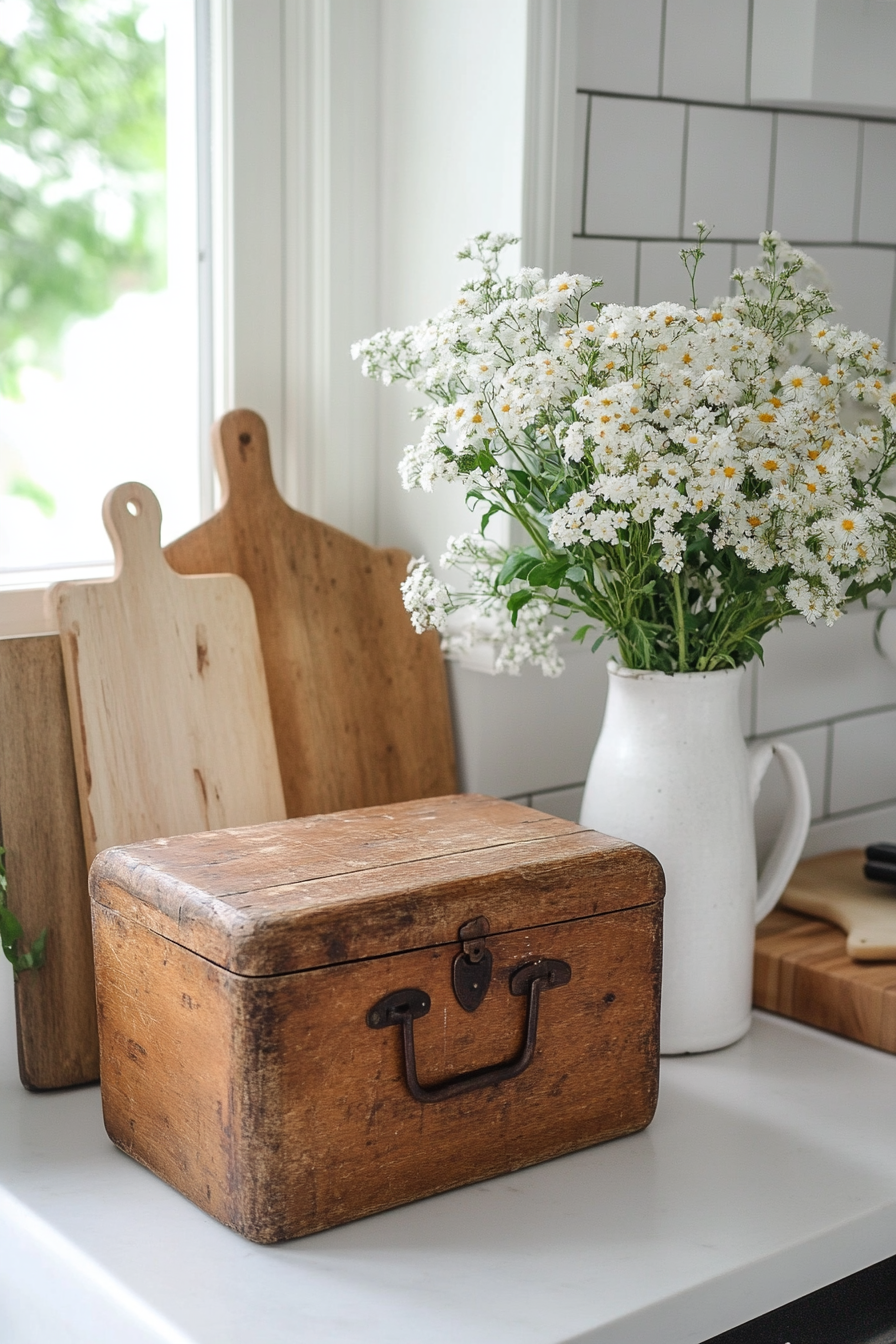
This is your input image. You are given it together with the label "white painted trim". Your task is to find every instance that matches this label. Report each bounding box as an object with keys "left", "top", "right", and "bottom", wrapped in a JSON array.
[{"left": 521, "top": 0, "right": 578, "bottom": 276}]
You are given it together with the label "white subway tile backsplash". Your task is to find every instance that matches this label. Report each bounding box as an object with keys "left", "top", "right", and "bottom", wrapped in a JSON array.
[
  {"left": 829, "top": 709, "right": 896, "bottom": 815},
  {"left": 755, "top": 609, "right": 896, "bottom": 735},
  {"left": 804, "top": 245, "right": 895, "bottom": 342},
  {"left": 449, "top": 643, "right": 608, "bottom": 798},
  {"left": 531, "top": 784, "right": 586, "bottom": 822},
  {"left": 771, "top": 113, "right": 859, "bottom": 244},
  {"left": 576, "top": 0, "right": 665, "bottom": 96},
  {"left": 749, "top": 0, "right": 815, "bottom": 106},
  {"left": 662, "top": 0, "right": 749, "bottom": 105},
  {"left": 858, "top": 122, "right": 896, "bottom": 245},
  {"left": 638, "top": 240, "right": 735, "bottom": 307},
  {"left": 804, "top": 803, "right": 896, "bottom": 858},
  {"left": 683, "top": 107, "right": 773, "bottom": 240},
  {"left": 753, "top": 724, "right": 828, "bottom": 866},
  {"left": 570, "top": 237, "right": 638, "bottom": 304},
  {"left": 585, "top": 96, "right": 685, "bottom": 238}
]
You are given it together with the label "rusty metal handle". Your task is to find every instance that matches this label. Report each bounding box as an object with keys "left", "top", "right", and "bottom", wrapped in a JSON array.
[{"left": 366, "top": 958, "right": 571, "bottom": 1104}]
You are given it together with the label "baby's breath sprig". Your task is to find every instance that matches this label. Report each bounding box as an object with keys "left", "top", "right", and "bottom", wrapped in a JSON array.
[{"left": 354, "top": 230, "right": 896, "bottom": 675}]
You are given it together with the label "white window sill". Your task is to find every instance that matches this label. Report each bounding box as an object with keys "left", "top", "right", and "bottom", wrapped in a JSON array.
[{"left": 0, "top": 565, "right": 113, "bottom": 638}]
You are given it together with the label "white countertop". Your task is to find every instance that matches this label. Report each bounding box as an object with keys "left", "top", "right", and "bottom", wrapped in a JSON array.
[{"left": 2, "top": 973, "right": 896, "bottom": 1344}]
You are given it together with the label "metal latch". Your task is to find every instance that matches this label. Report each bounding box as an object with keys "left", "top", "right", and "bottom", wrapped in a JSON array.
[{"left": 452, "top": 916, "right": 492, "bottom": 1012}]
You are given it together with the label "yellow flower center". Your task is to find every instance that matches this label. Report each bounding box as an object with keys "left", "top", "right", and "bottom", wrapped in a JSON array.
[
  {"left": 841, "top": 518, "right": 855, "bottom": 531},
  {"left": 758, "top": 412, "right": 776, "bottom": 423}
]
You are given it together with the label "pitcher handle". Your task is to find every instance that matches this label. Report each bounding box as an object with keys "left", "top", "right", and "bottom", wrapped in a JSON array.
[{"left": 748, "top": 741, "right": 812, "bottom": 924}]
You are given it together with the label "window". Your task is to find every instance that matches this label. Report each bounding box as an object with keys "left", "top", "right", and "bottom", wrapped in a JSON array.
[{"left": 0, "top": 0, "right": 202, "bottom": 582}]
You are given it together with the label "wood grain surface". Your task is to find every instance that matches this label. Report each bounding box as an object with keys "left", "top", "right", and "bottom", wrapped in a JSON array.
[
  {"left": 0, "top": 635, "right": 98, "bottom": 1089},
  {"left": 51, "top": 481, "right": 286, "bottom": 864},
  {"left": 94, "top": 898, "right": 662, "bottom": 1242},
  {"left": 163, "top": 409, "right": 456, "bottom": 817},
  {"left": 755, "top": 850, "right": 896, "bottom": 1052},
  {"left": 778, "top": 848, "right": 896, "bottom": 958},
  {"left": 91, "top": 793, "right": 665, "bottom": 975}
]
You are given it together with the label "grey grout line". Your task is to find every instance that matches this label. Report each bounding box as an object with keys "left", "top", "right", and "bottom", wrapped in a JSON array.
[
  {"left": 573, "top": 232, "right": 896, "bottom": 255},
  {"left": 678, "top": 104, "right": 690, "bottom": 239},
  {"left": 657, "top": 0, "right": 668, "bottom": 99},
  {"left": 576, "top": 86, "right": 896, "bottom": 127},
  {"left": 822, "top": 722, "right": 835, "bottom": 818},
  {"left": 580, "top": 94, "right": 593, "bottom": 238},
  {"left": 745, "top": 0, "right": 754, "bottom": 105},
  {"left": 749, "top": 699, "right": 896, "bottom": 742},
  {"left": 813, "top": 794, "right": 896, "bottom": 825},
  {"left": 634, "top": 239, "right": 642, "bottom": 305},
  {"left": 766, "top": 112, "right": 778, "bottom": 232},
  {"left": 853, "top": 120, "right": 865, "bottom": 243}
]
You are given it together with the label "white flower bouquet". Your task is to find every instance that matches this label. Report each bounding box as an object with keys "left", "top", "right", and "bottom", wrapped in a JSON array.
[{"left": 353, "top": 229, "right": 896, "bottom": 675}]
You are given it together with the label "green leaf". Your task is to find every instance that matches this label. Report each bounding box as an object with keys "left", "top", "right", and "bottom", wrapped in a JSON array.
[
  {"left": 566, "top": 565, "right": 586, "bottom": 583},
  {"left": 571, "top": 624, "right": 594, "bottom": 644},
  {"left": 507, "top": 589, "right": 533, "bottom": 626},
  {"left": 0, "top": 848, "right": 46, "bottom": 975},
  {"left": 497, "top": 551, "right": 539, "bottom": 586},
  {"left": 478, "top": 503, "right": 503, "bottom": 535},
  {"left": 527, "top": 560, "right": 568, "bottom": 589}
]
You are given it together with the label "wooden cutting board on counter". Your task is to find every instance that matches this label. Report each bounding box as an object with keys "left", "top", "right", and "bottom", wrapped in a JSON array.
[
  {"left": 0, "top": 635, "right": 97, "bottom": 1089},
  {"left": 164, "top": 409, "right": 456, "bottom": 818},
  {"left": 754, "top": 850, "right": 896, "bottom": 1052},
  {"left": 51, "top": 481, "right": 286, "bottom": 863}
]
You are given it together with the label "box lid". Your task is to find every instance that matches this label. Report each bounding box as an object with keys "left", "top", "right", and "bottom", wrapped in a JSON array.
[{"left": 89, "top": 794, "right": 663, "bottom": 976}]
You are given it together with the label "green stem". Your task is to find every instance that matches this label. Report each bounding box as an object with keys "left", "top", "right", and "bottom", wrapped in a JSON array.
[{"left": 673, "top": 571, "right": 687, "bottom": 672}]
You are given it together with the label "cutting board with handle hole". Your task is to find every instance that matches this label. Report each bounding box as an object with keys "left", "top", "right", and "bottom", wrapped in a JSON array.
[
  {"left": 163, "top": 409, "right": 456, "bottom": 818},
  {"left": 754, "top": 850, "right": 896, "bottom": 1053},
  {"left": 52, "top": 481, "right": 286, "bottom": 864}
]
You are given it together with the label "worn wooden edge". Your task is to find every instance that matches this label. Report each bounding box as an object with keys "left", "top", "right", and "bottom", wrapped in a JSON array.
[
  {"left": 91, "top": 834, "right": 665, "bottom": 977},
  {"left": 89, "top": 795, "right": 591, "bottom": 893}
]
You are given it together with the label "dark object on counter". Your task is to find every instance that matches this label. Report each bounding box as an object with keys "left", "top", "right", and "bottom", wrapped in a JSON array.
[
  {"left": 90, "top": 794, "right": 664, "bottom": 1243},
  {"left": 701, "top": 1251, "right": 896, "bottom": 1343},
  {"left": 864, "top": 842, "right": 896, "bottom": 887}
]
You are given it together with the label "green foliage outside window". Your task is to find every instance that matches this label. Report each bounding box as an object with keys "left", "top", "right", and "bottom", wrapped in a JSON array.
[{"left": 0, "top": 0, "right": 165, "bottom": 397}]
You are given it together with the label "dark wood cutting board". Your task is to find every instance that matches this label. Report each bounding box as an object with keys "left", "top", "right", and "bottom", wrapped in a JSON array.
[
  {"left": 754, "top": 851, "right": 896, "bottom": 1052},
  {"left": 0, "top": 634, "right": 98, "bottom": 1089}
]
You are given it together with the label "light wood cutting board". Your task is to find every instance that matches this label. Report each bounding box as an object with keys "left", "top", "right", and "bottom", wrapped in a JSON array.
[
  {"left": 164, "top": 409, "right": 457, "bottom": 818},
  {"left": 0, "top": 634, "right": 98, "bottom": 1089},
  {"left": 52, "top": 481, "right": 286, "bottom": 863},
  {"left": 754, "top": 849, "right": 896, "bottom": 1053}
]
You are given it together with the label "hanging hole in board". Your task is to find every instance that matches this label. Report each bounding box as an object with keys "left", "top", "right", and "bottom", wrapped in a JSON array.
[{"left": 126, "top": 498, "right": 142, "bottom": 517}]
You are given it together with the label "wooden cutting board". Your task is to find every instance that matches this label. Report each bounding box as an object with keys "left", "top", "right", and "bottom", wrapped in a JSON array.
[
  {"left": 0, "top": 635, "right": 98, "bottom": 1089},
  {"left": 163, "top": 409, "right": 456, "bottom": 818},
  {"left": 754, "top": 849, "right": 896, "bottom": 1052},
  {"left": 52, "top": 481, "right": 286, "bottom": 863}
]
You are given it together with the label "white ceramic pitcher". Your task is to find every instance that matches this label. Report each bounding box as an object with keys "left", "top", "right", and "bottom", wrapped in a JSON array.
[{"left": 580, "top": 662, "right": 812, "bottom": 1055}]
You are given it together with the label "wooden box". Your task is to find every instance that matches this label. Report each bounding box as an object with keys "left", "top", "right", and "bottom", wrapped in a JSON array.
[{"left": 90, "top": 794, "right": 664, "bottom": 1243}]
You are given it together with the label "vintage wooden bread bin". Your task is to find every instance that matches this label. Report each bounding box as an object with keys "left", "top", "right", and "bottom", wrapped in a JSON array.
[{"left": 90, "top": 793, "right": 664, "bottom": 1243}]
